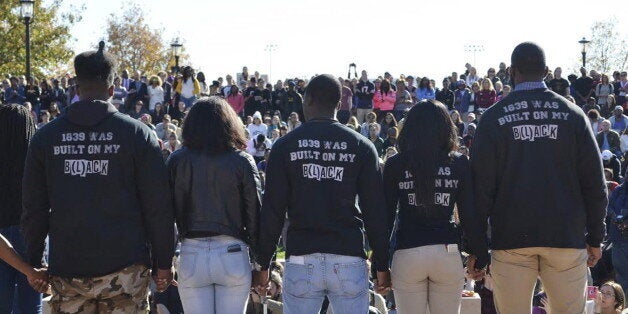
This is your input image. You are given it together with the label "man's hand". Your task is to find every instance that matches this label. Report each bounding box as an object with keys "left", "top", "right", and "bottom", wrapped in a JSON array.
[
  {"left": 27, "top": 268, "right": 49, "bottom": 293},
  {"left": 375, "top": 270, "right": 391, "bottom": 295},
  {"left": 153, "top": 267, "right": 176, "bottom": 293},
  {"left": 586, "top": 244, "right": 602, "bottom": 267},
  {"left": 252, "top": 270, "right": 270, "bottom": 296},
  {"left": 466, "top": 255, "right": 486, "bottom": 281}
]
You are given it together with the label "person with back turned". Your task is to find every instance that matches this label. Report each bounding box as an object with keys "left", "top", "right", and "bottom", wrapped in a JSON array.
[
  {"left": 471, "top": 42, "right": 608, "bottom": 313},
  {"left": 254, "top": 74, "right": 391, "bottom": 314},
  {"left": 21, "top": 42, "right": 175, "bottom": 313}
]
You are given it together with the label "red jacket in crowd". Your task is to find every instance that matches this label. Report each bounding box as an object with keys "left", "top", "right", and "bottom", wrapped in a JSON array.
[
  {"left": 476, "top": 89, "right": 497, "bottom": 109},
  {"left": 373, "top": 90, "right": 396, "bottom": 111}
]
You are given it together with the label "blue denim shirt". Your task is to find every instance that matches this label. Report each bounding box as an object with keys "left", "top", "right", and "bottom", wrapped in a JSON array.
[
  {"left": 608, "top": 183, "right": 628, "bottom": 244},
  {"left": 415, "top": 88, "right": 435, "bottom": 101}
]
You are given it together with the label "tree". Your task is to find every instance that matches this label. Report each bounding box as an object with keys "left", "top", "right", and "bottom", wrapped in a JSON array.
[
  {"left": 105, "top": 5, "right": 189, "bottom": 75},
  {"left": 586, "top": 18, "right": 628, "bottom": 73},
  {"left": 0, "top": 0, "right": 81, "bottom": 78}
]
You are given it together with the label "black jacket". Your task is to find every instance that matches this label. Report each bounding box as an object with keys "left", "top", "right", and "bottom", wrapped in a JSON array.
[
  {"left": 22, "top": 100, "right": 175, "bottom": 277},
  {"left": 471, "top": 87, "right": 608, "bottom": 250},
  {"left": 166, "top": 148, "right": 262, "bottom": 254},
  {"left": 258, "top": 119, "right": 390, "bottom": 271},
  {"left": 436, "top": 88, "right": 456, "bottom": 110}
]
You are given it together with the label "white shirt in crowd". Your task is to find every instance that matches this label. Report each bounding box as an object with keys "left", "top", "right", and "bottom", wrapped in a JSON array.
[
  {"left": 180, "top": 79, "right": 195, "bottom": 98},
  {"left": 621, "top": 134, "right": 628, "bottom": 154},
  {"left": 148, "top": 85, "right": 164, "bottom": 111},
  {"left": 247, "top": 123, "right": 268, "bottom": 138},
  {"left": 246, "top": 137, "right": 273, "bottom": 158}
]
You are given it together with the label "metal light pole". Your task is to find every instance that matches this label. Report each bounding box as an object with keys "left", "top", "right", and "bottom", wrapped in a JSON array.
[
  {"left": 464, "top": 44, "right": 484, "bottom": 66},
  {"left": 170, "top": 38, "right": 182, "bottom": 74},
  {"left": 265, "top": 44, "right": 277, "bottom": 83},
  {"left": 20, "top": 0, "right": 35, "bottom": 79},
  {"left": 579, "top": 37, "right": 591, "bottom": 68}
]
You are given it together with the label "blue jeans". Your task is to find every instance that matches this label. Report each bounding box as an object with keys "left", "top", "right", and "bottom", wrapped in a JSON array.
[
  {"left": 180, "top": 95, "right": 196, "bottom": 109},
  {"left": 613, "top": 241, "right": 628, "bottom": 296},
  {"left": 177, "top": 235, "right": 251, "bottom": 314},
  {"left": 0, "top": 225, "right": 42, "bottom": 314},
  {"left": 283, "top": 253, "right": 369, "bottom": 314}
]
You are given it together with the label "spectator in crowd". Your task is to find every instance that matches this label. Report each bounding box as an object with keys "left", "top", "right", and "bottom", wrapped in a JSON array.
[
  {"left": 255, "top": 74, "right": 391, "bottom": 313},
  {"left": 621, "top": 128, "right": 628, "bottom": 159},
  {"left": 607, "top": 95, "right": 619, "bottom": 118},
  {"left": 21, "top": 42, "right": 175, "bottom": 313},
  {"left": 374, "top": 79, "right": 396, "bottom": 120},
  {"left": 609, "top": 106, "right": 628, "bottom": 133},
  {"left": 602, "top": 150, "right": 622, "bottom": 182},
  {"left": 24, "top": 77, "right": 41, "bottom": 113},
  {"left": 436, "top": 78, "right": 455, "bottom": 110},
  {"left": 39, "top": 79, "right": 53, "bottom": 112},
  {"left": 226, "top": 84, "right": 245, "bottom": 117},
  {"left": 248, "top": 111, "right": 268, "bottom": 139},
  {"left": 416, "top": 77, "right": 436, "bottom": 101},
  {"left": 494, "top": 80, "right": 504, "bottom": 96},
  {"left": 394, "top": 79, "right": 414, "bottom": 121},
  {"left": 270, "top": 80, "right": 285, "bottom": 115},
  {"left": 158, "top": 71, "right": 173, "bottom": 106},
  {"left": 167, "top": 97, "right": 261, "bottom": 314},
  {"left": 139, "top": 114, "right": 156, "bottom": 133},
  {"left": 338, "top": 78, "right": 354, "bottom": 124},
  {"left": 450, "top": 110, "right": 465, "bottom": 137},
  {"left": 380, "top": 112, "right": 397, "bottom": 139},
  {"left": 597, "top": 74, "right": 615, "bottom": 113},
  {"left": 156, "top": 114, "right": 178, "bottom": 141},
  {"left": 608, "top": 171, "right": 628, "bottom": 297},
  {"left": 454, "top": 80, "right": 472, "bottom": 115},
  {"left": 4, "top": 77, "right": 26, "bottom": 104},
  {"left": 593, "top": 281, "right": 625, "bottom": 314},
  {"left": 584, "top": 97, "right": 602, "bottom": 114},
  {"left": 498, "top": 84, "right": 512, "bottom": 102},
  {"left": 170, "top": 101, "right": 188, "bottom": 123},
  {"left": 471, "top": 42, "right": 607, "bottom": 313},
  {"left": 406, "top": 75, "right": 417, "bottom": 96},
  {"left": 606, "top": 169, "right": 620, "bottom": 193},
  {"left": 281, "top": 81, "right": 303, "bottom": 121},
  {"left": 469, "top": 81, "right": 480, "bottom": 112},
  {"left": 244, "top": 78, "right": 263, "bottom": 118},
  {"left": 589, "top": 109, "right": 605, "bottom": 133},
  {"left": 163, "top": 133, "right": 181, "bottom": 153},
  {"left": 247, "top": 133, "right": 273, "bottom": 164},
  {"left": 355, "top": 70, "right": 376, "bottom": 123},
  {"left": 487, "top": 67, "right": 500, "bottom": 85},
  {"left": 129, "top": 100, "right": 149, "bottom": 120},
  {"left": 50, "top": 79, "right": 66, "bottom": 108},
  {"left": 112, "top": 76, "right": 127, "bottom": 109},
  {"left": 476, "top": 78, "right": 497, "bottom": 109},
  {"left": 0, "top": 104, "right": 42, "bottom": 313},
  {"left": 367, "top": 123, "right": 384, "bottom": 156},
  {"left": 361, "top": 111, "right": 379, "bottom": 138},
  {"left": 148, "top": 75, "right": 165, "bottom": 112},
  {"left": 346, "top": 115, "right": 361, "bottom": 132},
  {"left": 196, "top": 71, "right": 209, "bottom": 96},
  {"left": 465, "top": 67, "right": 480, "bottom": 87},
  {"left": 267, "top": 114, "right": 286, "bottom": 138},
  {"left": 496, "top": 62, "right": 510, "bottom": 85},
  {"left": 152, "top": 103, "right": 166, "bottom": 124},
  {"left": 126, "top": 70, "right": 148, "bottom": 112},
  {"left": 287, "top": 111, "right": 301, "bottom": 132},
  {"left": 37, "top": 110, "right": 50, "bottom": 129},
  {"left": 382, "top": 126, "right": 398, "bottom": 151},
  {"left": 383, "top": 99, "right": 488, "bottom": 314},
  {"left": 618, "top": 72, "right": 628, "bottom": 107},
  {"left": 597, "top": 119, "right": 622, "bottom": 156},
  {"left": 574, "top": 67, "right": 595, "bottom": 106},
  {"left": 175, "top": 66, "right": 200, "bottom": 108}
]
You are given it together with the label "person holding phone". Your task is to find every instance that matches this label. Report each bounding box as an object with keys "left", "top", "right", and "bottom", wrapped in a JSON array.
[
  {"left": 383, "top": 100, "right": 489, "bottom": 314},
  {"left": 167, "top": 96, "right": 262, "bottom": 313}
]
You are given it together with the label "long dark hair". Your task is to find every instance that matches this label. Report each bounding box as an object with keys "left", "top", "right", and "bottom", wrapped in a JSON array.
[
  {"left": 381, "top": 79, "right": 392, "bottom": 95},
  {"left": 0, "top": 104, "right": 36, "bottom": 222},
  {"left": 397, "top": 99, "right": 457, "bottom": 205},
  {"left": 182, "top": 97, "right": 246, "bottom": 153}
]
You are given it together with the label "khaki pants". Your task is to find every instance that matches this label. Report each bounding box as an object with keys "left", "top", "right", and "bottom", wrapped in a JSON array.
[
  {"left": 491, "top": 247, "right": 588, "bottom": 314},
  {"left": 49, "top": 264, "right": 150, "bottom": 314},
  {"left": 391, "top": 245, "right": 464, "bottom": 314}
]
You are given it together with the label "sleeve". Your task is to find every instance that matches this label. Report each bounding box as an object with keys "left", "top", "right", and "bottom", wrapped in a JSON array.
[
  {"left": 166, "top": 153, "right": 188, "bottom": 238},
  {"left": 456, "top": 156, "right": 490, "bottom": 268},
  {"left": 382, "top": 159, "right": 398, "bottom": 238},
  {"left": 134, "top": 126, "right": 175, "bottom": 269},
  {"left": 21, "top": 132, "right": 49, "bottom": 267},
  {"left": 257, "top": 144, "right": 289, "bottom": 270},
  {"left": 357, "top": 141, "right": 390, "bottom": 271},
  {"left": 576, "top": 115, "right": 608, "bottom": 247},
  {"left": 241, "top": 155, "right": 262, "bottom": 259},
  {"left": 469, "top": 115, "right": 497, "bottom": 248}
]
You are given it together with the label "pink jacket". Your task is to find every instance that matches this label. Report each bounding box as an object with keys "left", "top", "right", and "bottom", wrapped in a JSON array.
[
  {"left": 373, "top": 90, "right": 396, "bottom": 111},
  {"left": 227, "top": 93, "right": 245, "bottom": 114}
]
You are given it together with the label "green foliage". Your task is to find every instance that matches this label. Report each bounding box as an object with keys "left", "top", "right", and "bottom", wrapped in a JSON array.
[
  {"left": 0, "top": 0, "right": 80, "bottom": 78},
  {"left": 586, "top": 17, "right": 628, "bottom": 73}
]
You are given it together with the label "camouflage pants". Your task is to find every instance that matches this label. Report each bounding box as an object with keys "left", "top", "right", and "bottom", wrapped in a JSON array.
[{"left": 49, "top": 264, "right": 150, "bottom": 314}]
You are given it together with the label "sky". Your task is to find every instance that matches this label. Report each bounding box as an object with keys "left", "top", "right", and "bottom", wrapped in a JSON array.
[{"left": 52, "top": 0, "right": 626, "bottom": 83}]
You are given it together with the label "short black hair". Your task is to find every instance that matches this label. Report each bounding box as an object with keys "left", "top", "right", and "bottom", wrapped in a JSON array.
[
  {"left": 73, "top": 41, "right": 117, "bottom": 86},
  {"left": 304, "top": 74, "right": 341, "bottom": 111},
  {"left": 511, "top": 42, "right": 546, "bottom": 76}
]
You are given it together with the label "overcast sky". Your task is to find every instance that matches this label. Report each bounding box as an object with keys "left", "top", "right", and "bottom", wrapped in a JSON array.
[{"left": 54, "top": 0, "right": 626, "bottom": 83}]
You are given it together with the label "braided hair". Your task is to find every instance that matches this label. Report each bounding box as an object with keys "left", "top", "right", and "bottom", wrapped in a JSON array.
[
  {"left": 0, "top": 104, "right": 36, "bottom": 226},
  {"left": 73, "top": 41, "right": 117, "bottom": 85}
]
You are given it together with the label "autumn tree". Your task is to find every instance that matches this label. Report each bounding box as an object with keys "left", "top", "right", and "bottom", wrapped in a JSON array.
[
  {"left": 105, "top": 5, "right": 188, "bottom": 75},
  {"left": 0, "top": 0, "right": 80, "bottom": 78},
  {"left": 585, "top": 18, "right": 628, "bottom": 73}
]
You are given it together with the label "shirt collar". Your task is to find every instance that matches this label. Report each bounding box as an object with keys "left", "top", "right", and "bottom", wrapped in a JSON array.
[{"left": 514, "top": 81, "right": 547, "bottom": 91}]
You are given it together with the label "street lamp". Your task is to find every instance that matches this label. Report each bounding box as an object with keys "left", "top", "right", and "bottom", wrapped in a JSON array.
[
  {"left": 20, "top": 0, "right": 35, "bottom": 79},
  {"left": 464, "top": 44, "right": 484, "bottom": 67},
  {"left": 170, "top": 38, "right": 182, "bottom": 74},
  {"left": 578, "top": 37, "right": 591, "bottom": 68},
  {"left": 265, "top": 44, "right": 277, "bottom": 82}
]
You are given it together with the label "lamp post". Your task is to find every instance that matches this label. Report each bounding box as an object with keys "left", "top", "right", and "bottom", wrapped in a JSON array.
[
  {"left": 170, "top": 38, "right": 182, "bottom": 74},
  {"left": 20, "top": 0, "right": 35, "bottom": 79},
  {"left": 464, "top": 44, "right": 484, "bottom": 67},
  {"left": 578, "top": 37, "right": 591, "bottom": 68},
  {"left": 265, "top": 44, "right": 277, "bottom": 83}
]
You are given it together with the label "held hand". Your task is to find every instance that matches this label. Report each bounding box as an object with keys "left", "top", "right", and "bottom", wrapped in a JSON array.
[
  {"left": 586, "top": 245, "right": 602, "bottom": 267},
  {"left": 153, "top": 267, "right": 175, "bottom": 293},
  {"left": 252, "top": 270, "right": 270, "bottom": 296},
  {"left": 375, "top": 270, "right": 392, "bottom": 295},
  {"left": 27, "top": 268, "right": 50, "bottom": 293}
]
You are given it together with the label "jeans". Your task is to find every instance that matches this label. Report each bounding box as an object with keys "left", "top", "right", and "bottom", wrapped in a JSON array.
[
  {"left": 283, "top": 253, "right": 369, "bottom": 314},
  {"left": 177, "top": 235, "right": 251, "bottom": 314},
  {"left": 180, "top": 95, "right": 197, "bottom": 109},
  {"left": 613, "top": 241, "right": 628, "bottom": 297},
  {"left": 0, "top": 225, "right": 42, "bottom": 314}
]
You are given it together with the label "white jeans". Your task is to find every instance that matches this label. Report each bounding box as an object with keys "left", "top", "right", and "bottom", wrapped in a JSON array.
[{"left": 177, "top": 235, "right": 252, "bottom": 314}]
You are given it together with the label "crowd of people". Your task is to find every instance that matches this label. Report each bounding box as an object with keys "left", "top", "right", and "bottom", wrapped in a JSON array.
[{"left": 0, "top": 39, "right": 628, "bottom": 314}]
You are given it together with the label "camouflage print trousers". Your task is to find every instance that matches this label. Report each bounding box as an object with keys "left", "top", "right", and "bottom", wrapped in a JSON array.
[{"left": 49, "top": 264, "right": 150, "bottom": 314}]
